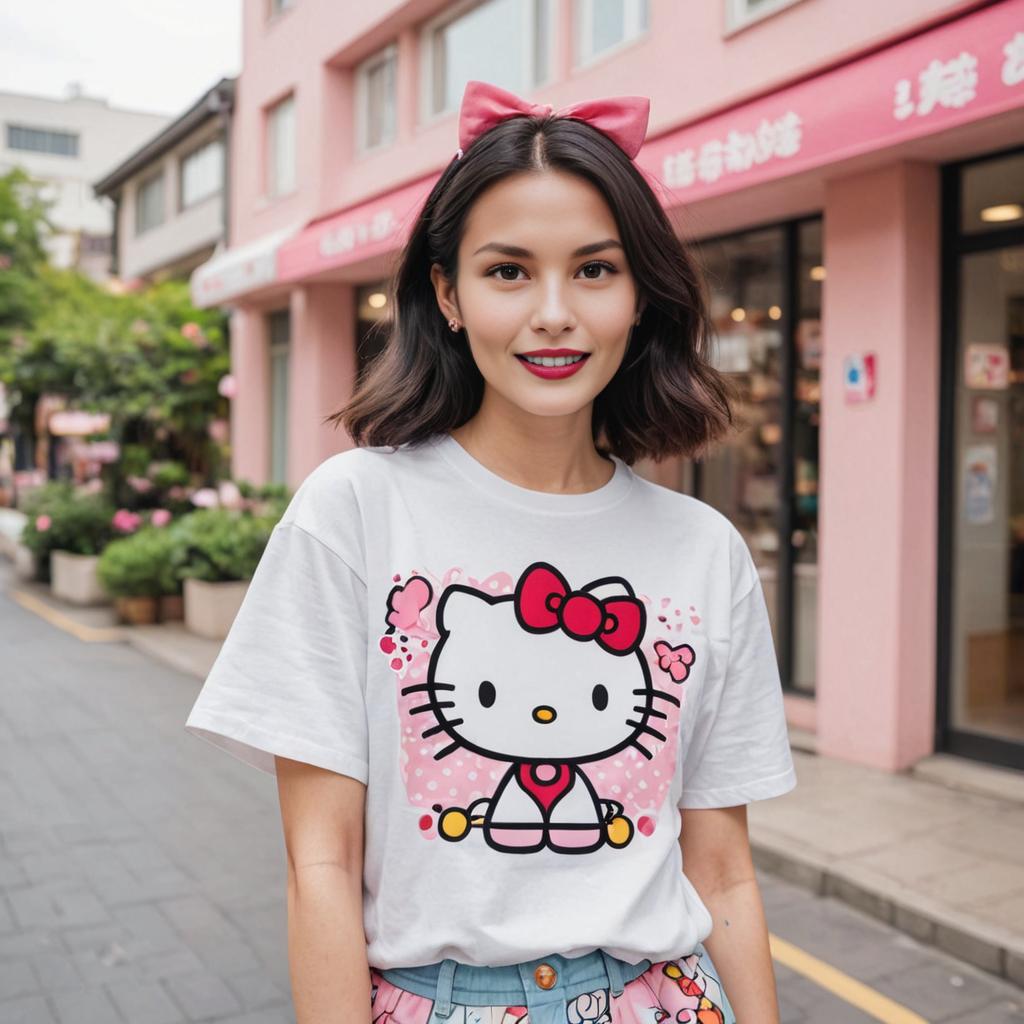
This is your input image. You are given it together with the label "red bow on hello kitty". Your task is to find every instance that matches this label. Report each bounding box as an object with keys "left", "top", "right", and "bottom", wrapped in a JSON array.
[{"left": 514, "top": 562, "right": 644, "bottom": 656}]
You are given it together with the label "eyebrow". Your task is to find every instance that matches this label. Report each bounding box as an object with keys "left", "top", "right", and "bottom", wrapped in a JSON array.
[{"left": 472, "top": 239, "right": 624, "bottom": 258}]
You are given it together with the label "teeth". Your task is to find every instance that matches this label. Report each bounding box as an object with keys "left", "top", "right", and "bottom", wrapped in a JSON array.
[{"left": 523, "top": 354, "right": 584, "bottom": 367}]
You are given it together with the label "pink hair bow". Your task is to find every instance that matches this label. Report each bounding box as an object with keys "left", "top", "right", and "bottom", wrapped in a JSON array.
[{"left": 456, "top": 79, "right": 650, "bottom": 161}]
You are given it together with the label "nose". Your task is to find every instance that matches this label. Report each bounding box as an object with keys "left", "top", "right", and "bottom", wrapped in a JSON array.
[
  {"left": 530, "top": 279, "right": 576, "bottom": 335},
  {"left": 532, "top": 706, "right": 557, "bottom": 723}
]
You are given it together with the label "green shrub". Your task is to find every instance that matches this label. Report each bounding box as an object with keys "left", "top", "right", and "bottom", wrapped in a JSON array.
[
  {"left": 20, "top": 489, "right": 116, "bottom": 561},
  {"left": 172, "top": 507, "right": 279, "bottom": 583},
  {"left": 97, "top": 526, "right": 180, "bottom": 598}
]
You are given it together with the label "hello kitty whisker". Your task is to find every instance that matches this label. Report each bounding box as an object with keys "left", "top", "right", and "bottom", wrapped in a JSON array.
[
  {"left": 633, "top": 687, "right": 680, "bottom": 707},
  {"left": 410, "top": 701, "right": 455, "bottom": 716},
  {"left": 629, "top": 740, "right": 655, "bottom": 760},
  {"left": 401, "top": 682, "right": 455, "bottom": 696},
  {"left": 626, "top": 719, "right": 667, "bottom": 742},
  {"left": 635, "top": 704, "right": 668, "bottom": 720},
  {"left": 432, "top": 739, "right": 462, "bottom": 760},
  {"left": 422, "top": 719, "right": 464, "bottom": 738}
]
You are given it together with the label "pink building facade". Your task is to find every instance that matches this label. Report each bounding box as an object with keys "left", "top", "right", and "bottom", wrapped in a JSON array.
[{"left": 191, "top": 0, "right": 1024, "bottom": 777}]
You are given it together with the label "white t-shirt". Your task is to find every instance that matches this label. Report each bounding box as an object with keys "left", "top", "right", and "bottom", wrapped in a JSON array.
[{"left": 184, "top": 432, "right": 797, "bottom": 970}]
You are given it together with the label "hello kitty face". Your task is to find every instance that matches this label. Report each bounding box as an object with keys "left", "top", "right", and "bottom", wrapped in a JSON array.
[{"left": 426, "top": 561, "right": 657, "bottom": 764}]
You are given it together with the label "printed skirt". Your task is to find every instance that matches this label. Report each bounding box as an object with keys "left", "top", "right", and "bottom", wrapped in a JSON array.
[{"left": 370, "top": 942, "right": 736, "bottom": 1024}]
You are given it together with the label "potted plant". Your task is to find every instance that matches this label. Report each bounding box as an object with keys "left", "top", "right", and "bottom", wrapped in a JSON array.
[
  {"left": 174, "top": 507, "right": 278, "bottom": 640},
  {"left": 97, "top": 524, "right": 182, "bottom": 625},
  {"left": 21, "top": 487, "right": 117, "bottom": 603}
]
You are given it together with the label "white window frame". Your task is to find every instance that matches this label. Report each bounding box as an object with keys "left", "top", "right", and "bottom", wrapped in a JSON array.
[
  {"left": 179, "top": 136, "right": 224, "bottom": 210},
  {"left": 135, "top": 171, "right": 165, "bottom": 235},
  {"left": 354, "top": 44, "right": 399, "bottom": 156},
  {"left": 574, "top": 0, "right": 649, "bottom": 69},
  {"left": 266, "top": 93, "right": 297, "bottom": 199},
  {"left": 723, "top": 0, "right": 807, "bottom": 37},
  {"left": 419, "top": 0, "right": 556, "bottom": 127}
]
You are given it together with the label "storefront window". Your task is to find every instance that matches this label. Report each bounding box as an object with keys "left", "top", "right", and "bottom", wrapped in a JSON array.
[
  {"left": 696, "top": 218, "right": 822, "bottom": 695},
  {"left": 944, "top": 148, "right": 1024, "bottom": 760},
  {"left": 355, "top": 282, "right": 390, "bottom": 384}
]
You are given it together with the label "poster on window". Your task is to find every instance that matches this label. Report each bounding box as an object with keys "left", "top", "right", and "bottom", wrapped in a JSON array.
[
  {"left": 963, "top": 444, "right": 997, "bottom": 525},
  {"left": 964, "top": 343, "right": 1009, "bottom": 389}
]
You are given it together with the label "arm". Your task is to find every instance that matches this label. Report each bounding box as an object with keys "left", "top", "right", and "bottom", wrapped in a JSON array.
[
  {"left": 679, "top": 804, "right": 780, "bottom": 1024},
  {"left": 276, "top": 755, "right": 371, "bottom": 1024}
]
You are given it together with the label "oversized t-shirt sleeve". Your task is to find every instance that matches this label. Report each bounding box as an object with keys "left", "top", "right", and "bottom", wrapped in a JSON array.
[
  {"left": 183, "top": 518, "right": 370, "bottom": 784},
  {"left": 678, "top": 529, "right": 797, "bottom": 809}
]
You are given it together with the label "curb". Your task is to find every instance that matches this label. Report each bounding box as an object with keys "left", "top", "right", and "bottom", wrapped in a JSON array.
[{"left": 750, "top": 832, "right": 1024, "bottom": 989}]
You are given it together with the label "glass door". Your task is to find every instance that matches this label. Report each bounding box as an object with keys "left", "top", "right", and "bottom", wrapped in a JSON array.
[{"left": 939, "top": 147, "right": 1024, "bottom": 771}]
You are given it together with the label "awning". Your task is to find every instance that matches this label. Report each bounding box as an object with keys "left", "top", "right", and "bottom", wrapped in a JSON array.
[
  {"left": 637, "top": 0, "right": 1024, "bottom": 205},
  {"left": 277, "top": 176, "right": 435, "bottom": 282},
  {"left": 189, "top": 223, "right": 301, "bottom": 307}
]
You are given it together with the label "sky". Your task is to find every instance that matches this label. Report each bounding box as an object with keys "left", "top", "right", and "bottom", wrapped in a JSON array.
[{"left": 0, "top": 1, "right": 242, "bottom": 117}]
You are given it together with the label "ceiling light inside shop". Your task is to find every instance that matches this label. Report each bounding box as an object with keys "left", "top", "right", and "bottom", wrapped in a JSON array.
[
  {"left": 810, "top": 265, "right": 826, "bottom": 281},
  {"left": 368, "top": 292, "right": 388, "bottom": 309},
  {"left": 730, "top": 308, "right": 746, "bottom": 322},
  {"left": 980, "top": 203, "right": 1023, "bottom": 223},
  {"left": 768, "top": 306, "right": 782, "bottom": 320}
]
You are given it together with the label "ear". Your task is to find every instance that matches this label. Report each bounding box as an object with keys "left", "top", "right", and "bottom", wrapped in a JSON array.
[{"left": 430, "top": 262, "right": 460, "bottom": 322}]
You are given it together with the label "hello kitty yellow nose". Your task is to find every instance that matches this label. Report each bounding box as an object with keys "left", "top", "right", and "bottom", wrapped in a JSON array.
[{"left": 532, "top": 706, "right": 557, "bottom": 723}]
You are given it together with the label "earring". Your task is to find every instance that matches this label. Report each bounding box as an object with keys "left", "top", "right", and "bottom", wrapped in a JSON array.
[{"left": 448, "top": 317, "right": 461, "bottom": 332}]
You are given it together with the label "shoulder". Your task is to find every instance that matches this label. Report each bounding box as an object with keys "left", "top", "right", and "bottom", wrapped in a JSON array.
[
  {"left": 628, "top": 472, "right": 757, "bottom": 600},
  {"left": 276, "top": 441, "right": 433, "bottom": 562}
]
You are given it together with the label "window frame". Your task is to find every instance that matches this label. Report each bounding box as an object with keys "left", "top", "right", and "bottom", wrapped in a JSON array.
[
  {"left": 135, "top": 169, "right": 166, "bottom": 236},
  {"left": 723, "top": 0, "right": 807, "bottom": 37},
  {"left": 178, "top": 136, "right": 224, "bottom": 211},
  {"left": 419, "top": 0, "right": 556, "bottom": 127},
  {"left": 574, "top": 0, "right": 649, "bottom": 69},
  {"left": 5, "top": 123, "right": 80, "bottom": 158},
  {"left": 354, "top": 44, "right": 399, "bottom": 156},
  {"left": 265, "top": 92, "right": 297, "bottom": 200}
]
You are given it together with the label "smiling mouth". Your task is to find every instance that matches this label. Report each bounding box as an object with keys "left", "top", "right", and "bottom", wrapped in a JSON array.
[{"left": 516, "top": 353, "right": 589, "bottom": 367}]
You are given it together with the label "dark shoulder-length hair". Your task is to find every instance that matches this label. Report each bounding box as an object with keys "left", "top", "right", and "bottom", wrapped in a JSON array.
[{"left": 327, "top": 110, "right": 739, "bottom": 464}]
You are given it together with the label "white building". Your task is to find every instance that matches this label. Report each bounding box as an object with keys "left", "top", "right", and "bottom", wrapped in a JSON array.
[
  {"left": 93, "top": 79, "right": 234, "bottom": 287},
  {"left": 0, "top": 83, "right": 170, "bottom": 281}
]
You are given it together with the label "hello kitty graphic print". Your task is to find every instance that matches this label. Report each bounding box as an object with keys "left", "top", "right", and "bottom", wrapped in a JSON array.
[{"left": 380, "top": 560, "right": 696, "bottom": 854}]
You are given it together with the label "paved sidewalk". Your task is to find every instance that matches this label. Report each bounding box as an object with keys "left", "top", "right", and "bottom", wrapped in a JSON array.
[
  {"left": 4, "top": 554, "right": 1024, "bottom": 994},
  {"left": 749, "top": 748, "right": 1024, "bottom": 988}
]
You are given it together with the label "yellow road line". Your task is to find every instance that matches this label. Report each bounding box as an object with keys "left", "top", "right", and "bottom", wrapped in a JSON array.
[
  {"left": 770, "top": 933, "right": 930, "bottom": 1024},
  {"left": 10, "top": 588, "right": 124, "bottom": 644}
]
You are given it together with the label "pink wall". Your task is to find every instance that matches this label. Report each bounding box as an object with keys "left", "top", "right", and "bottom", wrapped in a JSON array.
[
  {"left": 818, "top": 162, "right": 940, "bottom": 771},
  {"left": 287, "top": 284, "right": 358, "bottom": 482}
]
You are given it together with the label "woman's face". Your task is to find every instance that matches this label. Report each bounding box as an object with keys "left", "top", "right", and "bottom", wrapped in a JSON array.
[{"left": 431, "top": 169, "right": 642, "bottom": 422}]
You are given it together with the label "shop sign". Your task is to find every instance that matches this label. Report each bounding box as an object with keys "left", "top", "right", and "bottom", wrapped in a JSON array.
[{"left": 639, "top": 1, "right": 1024, "bottom": 204}]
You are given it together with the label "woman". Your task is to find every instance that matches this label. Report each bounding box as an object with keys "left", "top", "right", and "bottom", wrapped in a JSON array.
[{"left": 185, "top": 78, "right": 797, "bottom": 1023}]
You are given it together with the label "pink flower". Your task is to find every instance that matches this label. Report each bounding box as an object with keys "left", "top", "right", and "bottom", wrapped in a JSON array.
[
  {"left": 217, "top": 480, "right": 243, "bottom": 509},
  {"left": 179, "top": 369, "right": 200, "bottom": 385},
  {"left": 112, "top": 508, "right": 142, "bottom": 533},
  {"left": 150, "top": 508, "right": 172, "bottom": 527},
  {"left": 168, "top": 485, "right": 188, "bottom": 501},
  {"left": 127, "top": 475, "right": 153, "bottom": 493},
  {"left": 190, "top": 488, "right": 219, "bottom": 508},
  {"left": 217, "top": 374, "right": 237, "bottom": 399},
  {"left": 35, "top": 514, "right": 52, "bottom": 532},
  {"left": 207, "top": 418, "right": 229, "bottom": 444},
  {"left": 181, "top": 322, "right": 202, "bottom": 340}
]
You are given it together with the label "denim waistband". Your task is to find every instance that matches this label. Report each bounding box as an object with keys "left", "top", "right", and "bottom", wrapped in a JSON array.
[{"left": 377, "top": 948, "right": 652, "bottom": 1017}]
